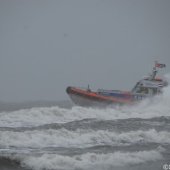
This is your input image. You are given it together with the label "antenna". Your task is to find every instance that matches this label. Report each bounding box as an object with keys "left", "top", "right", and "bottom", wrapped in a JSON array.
[{"left": 87, "top": 84, "right": 91, "bottom": 92}]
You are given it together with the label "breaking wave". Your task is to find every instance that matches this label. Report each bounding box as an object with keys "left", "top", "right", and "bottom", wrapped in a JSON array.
[
  {"left": 0, "top": 129, "right": 170, "bottom": 148},
  {"left": 2, "top": 149, "right": 161, "bottom": 170}
]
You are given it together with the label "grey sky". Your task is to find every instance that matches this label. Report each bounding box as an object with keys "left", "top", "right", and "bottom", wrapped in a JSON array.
[{"left": 0, "top": 0, "right": 170, "bottom": 102}]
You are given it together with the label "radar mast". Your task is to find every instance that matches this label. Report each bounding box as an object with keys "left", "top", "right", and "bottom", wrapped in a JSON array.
[{"left": 150, "top": 61, "right": 166, "bottom": 80}]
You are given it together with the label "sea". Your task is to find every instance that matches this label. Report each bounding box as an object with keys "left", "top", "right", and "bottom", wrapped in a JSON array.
[{"left": 0, "top": 77, "right": 170, "bottom": 170}]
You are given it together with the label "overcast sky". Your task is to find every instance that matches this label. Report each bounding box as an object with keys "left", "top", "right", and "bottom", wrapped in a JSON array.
[{"left": 0, "top": 0, "right": 170, "bottom": 102}]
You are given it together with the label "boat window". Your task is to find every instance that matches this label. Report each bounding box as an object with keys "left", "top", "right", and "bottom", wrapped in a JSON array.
[
  {"left": 147, "top": 88, "right": 158, "bottom": 95},
  {"left": 143, "top": 87, "right": 148, "bottom": 94},
  {"left": 136, "top": 87, "right": 148, "bottom": 94}
]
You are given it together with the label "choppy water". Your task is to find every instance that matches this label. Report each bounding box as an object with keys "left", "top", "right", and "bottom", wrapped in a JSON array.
[{"left": 0, "top": 78, "right": 170, "bottom": 170}]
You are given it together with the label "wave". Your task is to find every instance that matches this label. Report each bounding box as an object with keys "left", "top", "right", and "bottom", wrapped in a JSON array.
[
  {"left": 3, "top": 149, "right": 162, "bottom": 170},
  {"left": 0, "top": 129, "right": 170, "bottom": 148}
]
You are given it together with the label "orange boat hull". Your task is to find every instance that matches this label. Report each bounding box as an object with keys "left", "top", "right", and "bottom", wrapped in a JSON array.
[{"left": 66, "top": 86, "right": 133, "bottom": 107}]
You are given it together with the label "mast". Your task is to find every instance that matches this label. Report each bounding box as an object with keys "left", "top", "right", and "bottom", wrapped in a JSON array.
[
  {"left": 150, "top": 66, "right": 157, "bottom": 80},
  {"left": 150, "top": 61, "right": 166, "bottom": 80}
]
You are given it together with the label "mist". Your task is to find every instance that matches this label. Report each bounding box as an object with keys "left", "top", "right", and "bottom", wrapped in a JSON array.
[{"left": 0, "top": 0, "right": 170, "bottom": 102}]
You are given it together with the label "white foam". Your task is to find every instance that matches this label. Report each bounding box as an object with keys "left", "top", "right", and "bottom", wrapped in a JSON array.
[
  {"left": 0, "top": 129, "right": 170, "bottom": 148},
  {"left": 10, "top": 150, "right": 162, "bottom": 170}
]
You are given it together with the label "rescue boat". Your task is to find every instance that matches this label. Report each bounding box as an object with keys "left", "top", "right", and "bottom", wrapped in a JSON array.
[{"left": 66, "top": 62, "right": 168, "bottom": 107}]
